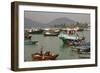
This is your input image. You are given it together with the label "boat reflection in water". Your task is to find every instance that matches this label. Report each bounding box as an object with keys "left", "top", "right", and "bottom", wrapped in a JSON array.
[{"left": 32, "top": 47, "right": 59, "bottom": 61}]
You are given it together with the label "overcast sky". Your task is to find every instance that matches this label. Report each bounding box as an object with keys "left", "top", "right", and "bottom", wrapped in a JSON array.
[{"left": 24, "top": 11, "right": 90, "bottom": 24}]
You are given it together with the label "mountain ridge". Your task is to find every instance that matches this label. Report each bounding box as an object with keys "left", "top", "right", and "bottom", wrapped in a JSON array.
[{"left": 24, "top": 17, "right": 76, "bottom": 28}]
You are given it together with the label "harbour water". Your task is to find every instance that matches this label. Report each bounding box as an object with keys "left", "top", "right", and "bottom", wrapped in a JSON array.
[{"left": 24, "top": 30, "right": 90, "bottom": 61}]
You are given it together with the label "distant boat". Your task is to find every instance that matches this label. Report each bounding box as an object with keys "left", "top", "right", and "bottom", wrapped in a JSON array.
[
  {"left": 75, "top": 42, "right": 90, "bottom": 52},
  {"left": 24, "top": 30, "right": 32, "bottom": 40},
  {"left": 25, "top": 28, "right": 43, "bottom": 34},
  {"left": 32, "top": 47, "right": 59, "bottom": 61},
  {"left": 29, "top": 29, "right": 43, "bottom": 34},
  {"left": 43, "top": 31, "right": 59, "bottom": 36},
  {"left": 24, "top": 35, "right": 32, "bottom": 40},
  {"left": 43, "top": 29, "right": 60, "bottom": 36}
]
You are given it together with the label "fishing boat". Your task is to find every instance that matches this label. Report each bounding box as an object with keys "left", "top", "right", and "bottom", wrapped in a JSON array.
[
  {"left": 32, "top": 47, "right": 59, "bottom": 61},
  {"left": 24, "top": 40, "right": 38, "bottom": 45},
  {"left": 24, "top": 30, "right": 32, "bottom": 40},
  {"left": 58, "top": 28, "right": 85, "bottom": 46},
  {"left": 24, "top": 28, "right": 43, "bottom": 34},
  {"left": 24, "top": 35, "right": 32, "bottom": 40},
  {"left": 43, "top": 29, "right": 60, "bottom": 36},
  {"left": 29, "top": 29, "right": 43, "bottom": 34},
  {"left": 75, "top": 42, "right": 90, "bottom": 53},
  {"left": 43, "top": 31, "right": 59, "bottom": 36},
  {"left": 73, "top": 42, "right": 90, "bottom": 58}
]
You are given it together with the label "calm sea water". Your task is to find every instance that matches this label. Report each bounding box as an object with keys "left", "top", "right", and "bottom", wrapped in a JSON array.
[{"left": 24, "top": 30, "right": 90, "bottom": 61}]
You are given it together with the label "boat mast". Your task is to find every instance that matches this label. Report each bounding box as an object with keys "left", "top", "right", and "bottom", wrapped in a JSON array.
[{"left": 40, "top": 46, "right": 43, "bottom": 55}]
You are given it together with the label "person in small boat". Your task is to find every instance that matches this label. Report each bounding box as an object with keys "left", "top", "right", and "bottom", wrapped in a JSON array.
[{"left": 45, "top": 51, "right": 51, "bottom": 56}]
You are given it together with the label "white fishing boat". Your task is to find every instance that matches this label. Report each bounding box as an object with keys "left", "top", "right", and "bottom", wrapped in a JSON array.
[{"left": 58, "top": 28, "right": 85, "bottom": 46}]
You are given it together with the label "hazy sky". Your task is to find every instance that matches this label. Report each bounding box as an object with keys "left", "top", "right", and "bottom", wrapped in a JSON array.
[{"left": 24, "top": 11, "right": 90, "bottom": 24}]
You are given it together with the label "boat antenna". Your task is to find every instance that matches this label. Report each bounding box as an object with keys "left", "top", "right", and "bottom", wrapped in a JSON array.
[{"left": 40, "top": 46, "right": 43, "bottom": 55}]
